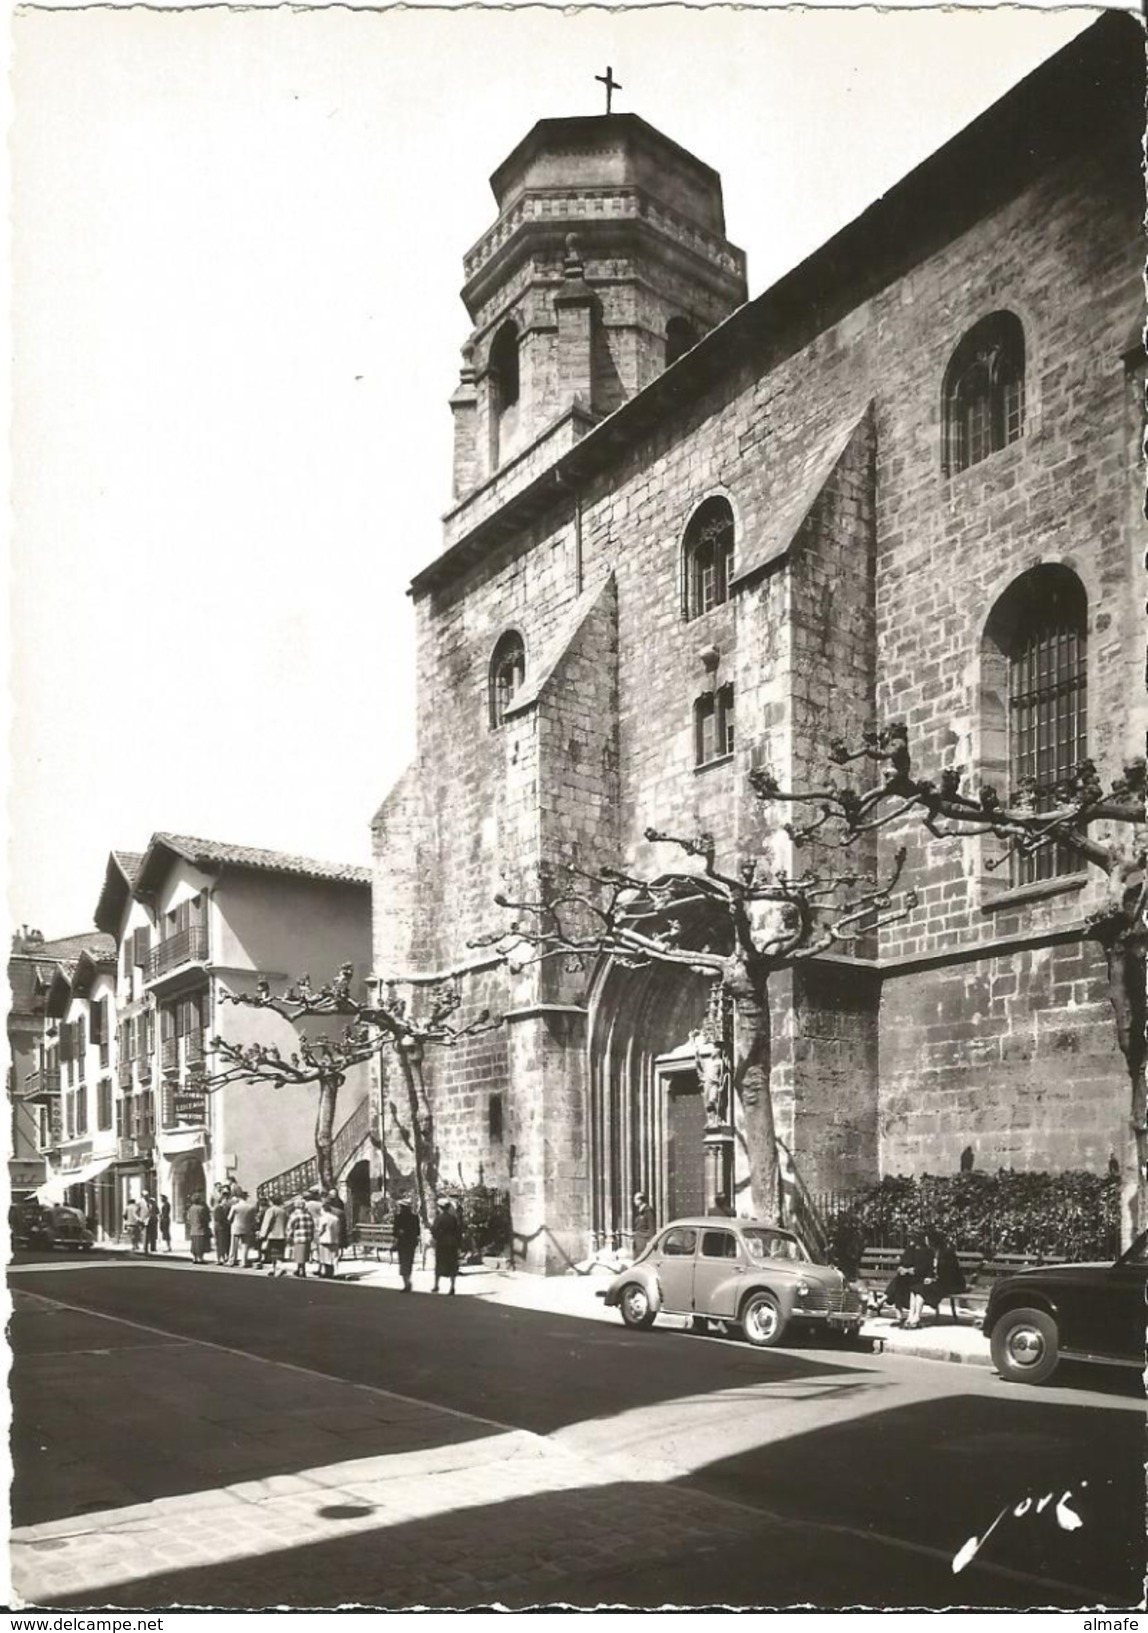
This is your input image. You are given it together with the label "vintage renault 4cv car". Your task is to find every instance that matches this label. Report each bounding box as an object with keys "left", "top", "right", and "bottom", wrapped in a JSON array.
[{"left": 603, "top": 1216, "right": 865, "bottom": 1347}]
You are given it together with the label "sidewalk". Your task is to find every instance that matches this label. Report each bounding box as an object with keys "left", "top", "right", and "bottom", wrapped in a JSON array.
[
  {"left": 67, "top": 1241, "right": 993, "bottom": 1369},
  {"left": 346, "top": 1254, "right": 994, "bottom": 1368}
]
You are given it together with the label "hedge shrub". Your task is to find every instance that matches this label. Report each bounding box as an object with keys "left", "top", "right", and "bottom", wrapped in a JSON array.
[{"left": 823, "top": 1169, "right": 1119, "bottom": 1267}]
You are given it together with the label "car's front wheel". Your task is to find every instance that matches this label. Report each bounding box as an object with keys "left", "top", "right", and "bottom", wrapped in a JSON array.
[
  {"left": 990, "top": 1306, "right": 1060, "bottom": 1385},
  {"left": 618, "top": 1282, "right": 656, "bottom": 1330},
  {"left": 741, "top": 1291, "right": 787, "bottom": 1348}
]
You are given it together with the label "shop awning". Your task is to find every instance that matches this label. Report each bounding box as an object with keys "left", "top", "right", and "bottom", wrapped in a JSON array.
[
  {"left": 32, "top": 1176, "right": 69, "bottom": 1205},
  {"left": 74, "top": 1155, "right": 115, "bottom": 1186}
]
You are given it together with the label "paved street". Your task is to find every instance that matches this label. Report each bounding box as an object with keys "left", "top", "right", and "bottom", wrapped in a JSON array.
[{"left": 9, "top": 1253, "right": 1145, "bottom": 1611}]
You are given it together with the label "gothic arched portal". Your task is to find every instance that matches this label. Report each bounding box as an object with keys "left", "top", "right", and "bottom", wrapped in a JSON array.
[{"left": 587, "top": 958, "right": 713, "bottom": 1248}]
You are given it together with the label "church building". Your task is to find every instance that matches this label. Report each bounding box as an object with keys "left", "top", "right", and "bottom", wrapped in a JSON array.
[{"left": 372, "top": 14, "right": 1145, "bottom": 1271}]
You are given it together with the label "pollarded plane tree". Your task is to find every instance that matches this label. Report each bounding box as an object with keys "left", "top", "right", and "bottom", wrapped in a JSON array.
[
  {"left": 474, "top": 823, "right": 918, "bottom": 1224},
  {"left": 196, "top": 964, "right": 496, "bottom": 1221},
  {"left": 753, "top": 725, "right": 1147, "bottom": 1242}
]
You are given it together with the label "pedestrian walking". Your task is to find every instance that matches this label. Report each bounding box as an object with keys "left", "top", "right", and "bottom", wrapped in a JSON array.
[
  {"left": 327, "top": 1191, "right": 349, "bottom": 1252},
  {"left": 259, "top": 1193, "right": 289, "bottom": 1277},
  {"left": 431, "top": 1199, "right": 462, "bottom": 1294},
  {"left": 286, "top": 1195, "right": 315, "bottom": 1277},
  {"left": 185, "top": 1195, "right": 211, "bottom": 1264},
  {"left": 316, "top": 1197, "right": 342, "bottom": 1279},
  {"left": 392, "top": 1199, "right": 420, "bottom": 1293},
  {"left": 228, "top": 1190, "right": 259, "bottom": 1267},
  {"left": 159, "top": 1196, "right": 172, "bottom": 1252},
  {"left": 143, "top": 1194, "right": 159, "bottom": 1256},
  {"left": 924, "top": 1227, "right": 967, "bottom": 1323},
  {"left": 211, "top": 1193, "right": 232, "bottom": 1265},
  {"left": 632, "top": 1192, "right": 655, "bottom": 1257},
  {"left": 124, "top": 1198, "right": 143, "bottom": 1252}
]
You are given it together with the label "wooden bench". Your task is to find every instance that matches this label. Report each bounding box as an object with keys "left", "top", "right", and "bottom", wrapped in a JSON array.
[
  {"left": 350, "top": 1223, "right": 395, "bottom": 1261},
  {"left": 856, "top": 1248, "right": 986, "bottom": 1318},
  {"left": 349, "top": 1221, "right": 429, "bottom": 1269}
]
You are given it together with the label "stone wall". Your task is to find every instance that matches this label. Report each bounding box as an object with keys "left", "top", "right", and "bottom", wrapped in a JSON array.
[{"left": 879, "top": 938, "right": 1124, "bottom": 1175}]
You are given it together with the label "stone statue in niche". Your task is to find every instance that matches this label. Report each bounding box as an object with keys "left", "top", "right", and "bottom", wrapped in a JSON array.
[{"left": 691, "top": 1028, "right": 730, "bottom": 1130}]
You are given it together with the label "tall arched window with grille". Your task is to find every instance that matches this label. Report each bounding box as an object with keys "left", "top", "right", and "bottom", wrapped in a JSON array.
[
  {"left": 983, "top": 565, "right": 1087, "bottom": 886},
  {"left": 943, "top": 311, "right": 1026, "bottom": 477},
  {"left": 682, "top": 496, "right": 735, "bottom": 621},
  {"left": 489, "top": 630, "right": 526, "bottom": 729}
]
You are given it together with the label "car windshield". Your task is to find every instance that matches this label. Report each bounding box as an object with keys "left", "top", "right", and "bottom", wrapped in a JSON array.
[{"left": 742, "top": 1229, "right": 809, "bottom": 1263}]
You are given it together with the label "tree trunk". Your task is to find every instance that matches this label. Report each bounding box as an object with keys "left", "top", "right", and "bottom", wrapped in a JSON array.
[
  {"left": 396, "top": 1044, "right": 436, "bottom": 1226},
  {"left": 728, "top": 964, "right": 781, "bottom": 1222},
  {"left": 1096, "top": 931, "right": 1146, "bottom": 1247},
  {"left": 313, "top": 1073, "right": 341, "bottom": 1193}
]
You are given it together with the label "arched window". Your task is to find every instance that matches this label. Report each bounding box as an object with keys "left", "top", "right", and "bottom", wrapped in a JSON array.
[
  {"left": 489, "top": 630, "right": 526, "bottom": 729},
  {"left": 490, "top": 322, "right": 520, "bottom": 411},
  {"left": 944, "top": 312, "right": 1025, "bottom": 477},
  {"left": 682, "top": 497, "right": 735, "bottom": 621},
  {"left": 489, "top": 321, "right": 521, "bottom": 471},
  {"left": 984, "top": 565, "right": 1087, "bottom": 885},
  {"left": 666, "top": 316, "right": 697, "bottom": 368}
]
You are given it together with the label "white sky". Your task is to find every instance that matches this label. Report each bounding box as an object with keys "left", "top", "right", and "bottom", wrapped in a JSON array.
[{"left": 8, "top": 3, "right": 1101, "bottom": 939}]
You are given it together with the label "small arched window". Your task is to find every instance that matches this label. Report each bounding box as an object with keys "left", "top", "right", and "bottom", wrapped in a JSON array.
[
  {"left": 489, "top": 630, "right": 526, "bottom": 729},
  {"left": 682, "top": 497, "right": 735, "bottom": 621},
  {"left": 490, "top": 321, "right": 520, "bottom": 411},
  {"left": 984, "top": 564, "right": 1087, "bottom": 885},
  {"left": 943, "top": 311, "right": 1026, "bottom": 476},
  {"left": 666, "top": 316, "right": 697, "bottom": 368}
]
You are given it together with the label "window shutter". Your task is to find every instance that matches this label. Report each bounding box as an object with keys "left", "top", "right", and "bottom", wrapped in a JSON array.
[
  {"left": 91, "top": 999, "right": 104, "bottom": 1046},
  {"left": 59, "top": 1023, "right": 72, "bottom": 1063},
  {"left": 77, "top": 1016, "right": 87, "bottom": 1059},
  {"left": 133, "top": 926, "right": 151, "bottom": 967}
]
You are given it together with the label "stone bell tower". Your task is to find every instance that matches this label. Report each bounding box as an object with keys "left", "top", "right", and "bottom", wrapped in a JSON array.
[{"left": 449, "top": 112, "right": 748, "bottom": 498}]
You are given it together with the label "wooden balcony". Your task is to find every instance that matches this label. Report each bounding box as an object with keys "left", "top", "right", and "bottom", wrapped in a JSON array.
[
  {"left": 146, "top": 926, "right": 208, "bottom": 985},
  {"left": 22, "top": 1068, "right": 60, "bottom": 1102}
]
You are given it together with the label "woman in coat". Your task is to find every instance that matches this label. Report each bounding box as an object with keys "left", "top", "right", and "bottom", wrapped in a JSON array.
[
  {"left": 316, "top": 1198, "right": 342, "bottom": 1279},
  {"left": 392, "top": 1199, "right": 421, "bottom": 1293},
  {"left": 286, "top": 1195, "right": 315, "bottom": 1278},
  {"left": 185, "top": 1195, "right": 211, "bottom": 1265},
  {"left": 431, "top": 1199, "right": 462, "bottom": 1295},
  {"left": 886, "top": 1230, "right": 934, "bottom": 1328}
]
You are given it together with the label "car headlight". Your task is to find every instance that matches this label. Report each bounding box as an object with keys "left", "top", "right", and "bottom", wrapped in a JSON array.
[{"left": 796, "top": 1281, "right": 811, "bottom": 1298}]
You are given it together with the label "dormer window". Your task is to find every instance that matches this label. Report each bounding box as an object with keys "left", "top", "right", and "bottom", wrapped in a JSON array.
[{"left": 489, "top": 631, "right": 526, "bottom": 729}]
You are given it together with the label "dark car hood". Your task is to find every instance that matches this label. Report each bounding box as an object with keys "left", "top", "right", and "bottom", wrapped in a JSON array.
[{"left": 1010, "top": 1261, "right": 1114, "bottom": 1280}]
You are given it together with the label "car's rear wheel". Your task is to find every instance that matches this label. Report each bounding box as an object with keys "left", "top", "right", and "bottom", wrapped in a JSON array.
[
  {"left": 990, "top": 1306, "right": 1060, "bottom": 1385},
  {"left": 741, "top": 1291, "right": 786, "bottom": 1348},
  {"left": 619, "top": 1282, "right": 656, "bottom": 1330}
]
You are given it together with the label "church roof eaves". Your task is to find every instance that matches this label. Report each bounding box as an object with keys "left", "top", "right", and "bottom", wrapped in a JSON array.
[{"left": 411, "top": 12, "right": 1140, "bottom": 601}]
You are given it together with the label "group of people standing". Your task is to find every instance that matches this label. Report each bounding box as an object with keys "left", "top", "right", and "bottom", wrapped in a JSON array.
[
  {"left": 182, "top": 1185, "right": 349, "bottom": 1279},
  {"left": 123, "top": 1193, "right": 171, "bottom": 1255}
]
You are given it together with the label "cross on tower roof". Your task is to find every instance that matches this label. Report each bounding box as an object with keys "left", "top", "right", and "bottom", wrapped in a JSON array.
[{"left": 595, "top": 65, "right": 622, "bottom": 115}]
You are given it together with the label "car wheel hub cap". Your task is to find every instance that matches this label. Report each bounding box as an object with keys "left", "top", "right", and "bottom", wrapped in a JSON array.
[
  {"left": 626, "top": 1290, "right": 647, "bottom": 1319},
  {"left": 1009, "top": 1327, "right": 1045, "bottom": 1366},
  {"left": 748, "top": 1304, "right": 776, "bottom": 1340}
]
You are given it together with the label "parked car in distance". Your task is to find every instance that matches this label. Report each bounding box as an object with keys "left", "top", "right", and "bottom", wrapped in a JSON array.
[
  {"left": 10, "top": 1202, "right": 94, "bottom": 1252},
  {"left": 602, "top": 1216, "right": 865, "bottom": 1347},
  {"left": 984, "top": 1230, "right": 1148, "bottom": 1385}
]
